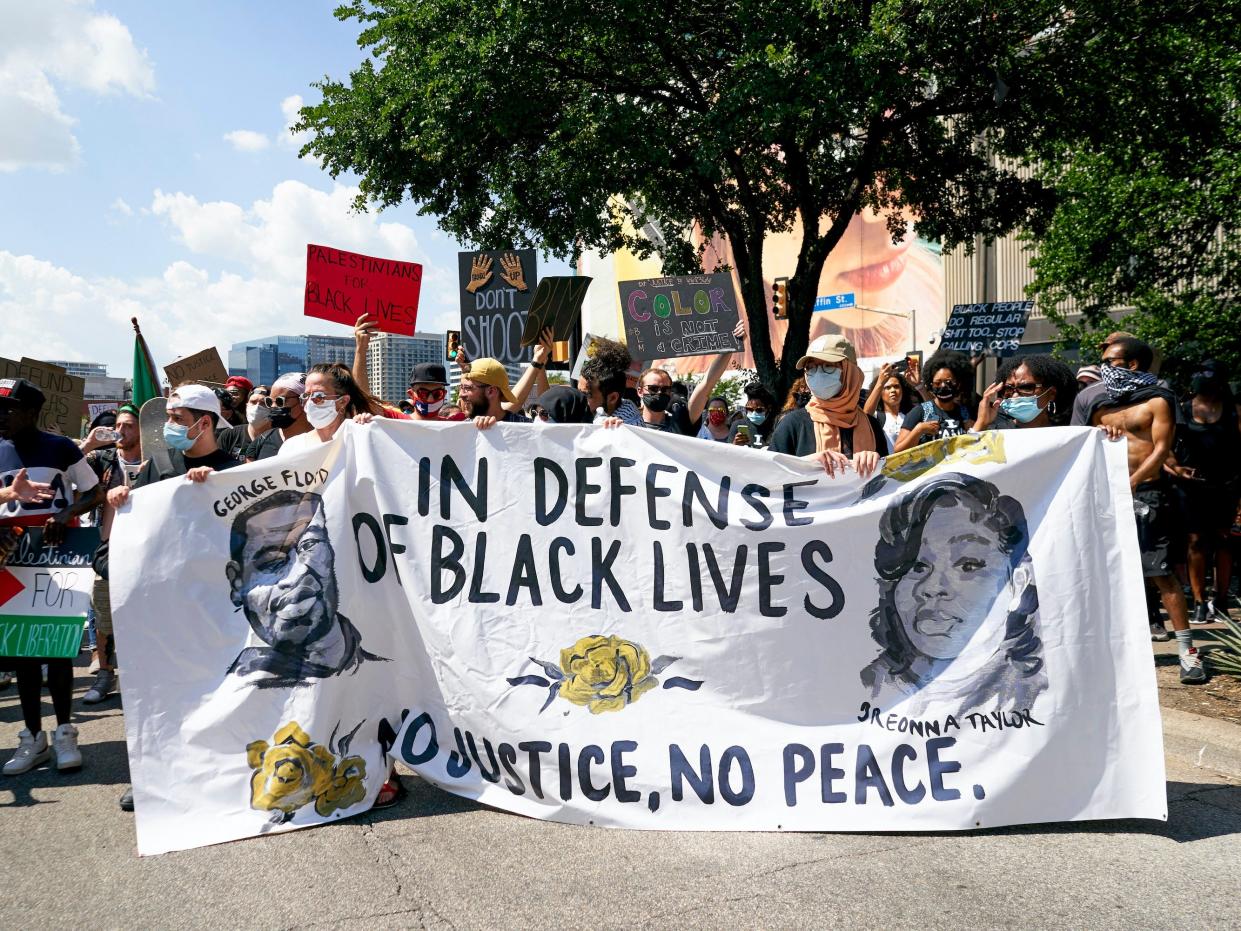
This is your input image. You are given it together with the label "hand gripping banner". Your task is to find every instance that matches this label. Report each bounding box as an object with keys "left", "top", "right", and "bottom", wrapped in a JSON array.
[{"left": 110, "top": 422, "right": 1165, "bottom": 855}]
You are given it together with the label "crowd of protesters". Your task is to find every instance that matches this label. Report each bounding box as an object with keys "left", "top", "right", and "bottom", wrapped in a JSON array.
[{"left": 1, "top": 317, "right": 1237, "bottom": 805}]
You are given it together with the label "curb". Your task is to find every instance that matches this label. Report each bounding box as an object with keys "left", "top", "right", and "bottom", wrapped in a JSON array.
[{"left": 1160, "top": 706, "right": 1241, "bottom": 780}]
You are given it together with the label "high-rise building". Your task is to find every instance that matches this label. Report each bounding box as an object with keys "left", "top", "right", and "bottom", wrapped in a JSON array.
[
  {"left": 366, "top": 332, "right": 445, "bottom": 403},
  {"left": 46, "top": 361, "right": 127, "bottom": 400},
  {"left": 228, "top": 336, "right": 309, "bottom": 386},
  {"left": 306, "top": 335, "right": 355, "bottom": 369}
]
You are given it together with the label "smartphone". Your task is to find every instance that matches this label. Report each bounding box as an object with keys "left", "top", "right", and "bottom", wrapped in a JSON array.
[
  {"left": 891, "top": 358, "right": 909, "bottom": 374},
  {"left": 735, "top": 424, "right": 752, "bottom": 444},
  {"left": 445, "top": 330, "right": 461, "bottom": 361}
]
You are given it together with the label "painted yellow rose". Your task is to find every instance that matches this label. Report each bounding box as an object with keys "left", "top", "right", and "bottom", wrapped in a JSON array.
[
  {"left": 247, "top": 722, "right": 334, "bottom": 815},
  {"left": 558, "top": 635, "right": 658, "bottom": 714},
  {"left": 315, "top": 755, "right": 368, "bottom": 817}
]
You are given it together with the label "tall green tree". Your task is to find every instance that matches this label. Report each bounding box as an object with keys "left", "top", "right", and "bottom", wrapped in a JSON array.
[
  {"left": 300, "top": 1, "right": 1108, "bottom": 396},
  {"left": 1024, "top": 1, "right": 1239, "bottom": 385}
]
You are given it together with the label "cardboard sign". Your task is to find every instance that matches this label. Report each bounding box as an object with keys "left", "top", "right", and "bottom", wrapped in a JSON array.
[
  {"left": 618, "top": 273, "right": 741, "bottom": 359},
  {"left": 0, "top": 526, "right": 99, "bottom": 659},
  {"left": 458, "top": 249, "right": 538, "bottom": 367},
  {"left": 305, "top": 244, "right": 422, "bottom": 336},
  {"left": 939, "top": 302, "right": 1033, "bottom": 357},
  {"left": 86, "top": 401, "right": 121, "bottom": 424},
  {"left": 164, "top": 347, "right": 229, "bottom": 389},
  {"left": 520, "top": 276, "right": 592, "bottom": 346},
  {"left": 0, "top": 357, "right": 86, "bottom": 436}
]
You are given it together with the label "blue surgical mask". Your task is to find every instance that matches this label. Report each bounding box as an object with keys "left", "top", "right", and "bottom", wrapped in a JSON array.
[
  {"left": 746, "top": 410, "right": 767, "bottom": 426},
  {"left": 999, "top": 394, "right": 1045, "bottom": 424},
  {"left": 163, "top": 420, "right": 200, "bottom": 451},
  {"left": 805, "top": 367, "right": 842, "bottom": 400}
]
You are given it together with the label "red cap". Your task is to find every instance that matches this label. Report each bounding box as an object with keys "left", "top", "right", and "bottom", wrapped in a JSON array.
[{"left": 225, "top": 375, "right": 255, "bottom": 394}]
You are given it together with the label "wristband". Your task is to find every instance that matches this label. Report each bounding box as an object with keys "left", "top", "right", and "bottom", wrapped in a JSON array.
[{"left": 530, "top": 361, "right": 546, "bottom": 370}]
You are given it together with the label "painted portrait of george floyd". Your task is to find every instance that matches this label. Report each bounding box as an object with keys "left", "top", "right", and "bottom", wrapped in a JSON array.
[
  {"left": 861, "top": 472, "right": 1047, "bottom": 715},
  {"left": 225, "top": 489, "right": 386, "bottom": 689}
]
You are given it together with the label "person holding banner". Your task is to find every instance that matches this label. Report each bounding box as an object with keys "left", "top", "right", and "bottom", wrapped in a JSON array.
[
  {"left": 278, "top": 364, "right": 376, "bottom": 457},
  {"left": 633, "top": 321, "right": 747, "bottom": 435},
  {"left": 972, "top": 355, "right": 1078, "bottom": 431},
  {"left": 892, "top": 350, "right": 975, "bottom": 452},
  {"left": 767, "top": 334, "right": 886, "bottom": 478},
  {"left": 459, "top": 358, "right": 531, "bottom": 427},
  {"left": 1, "top": 378, "right": 102, "bottom": 776}
]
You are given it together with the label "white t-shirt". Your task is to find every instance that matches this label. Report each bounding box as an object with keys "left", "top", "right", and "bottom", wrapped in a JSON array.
[
  {"left": 275, "top": 430, "right": 328, "bottom": 459},
  {"left": 882, "top": 411, "right": 903, "bottom": 449}
]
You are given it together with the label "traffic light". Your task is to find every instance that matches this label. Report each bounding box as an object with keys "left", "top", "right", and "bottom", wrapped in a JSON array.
[{"left": 772, "top": 277, "right": 789, "bottom": 319}]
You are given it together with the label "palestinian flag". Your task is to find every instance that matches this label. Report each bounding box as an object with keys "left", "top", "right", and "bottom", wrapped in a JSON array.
[{"left": 131, "top": 317, "right": 161, "bottom": 407}]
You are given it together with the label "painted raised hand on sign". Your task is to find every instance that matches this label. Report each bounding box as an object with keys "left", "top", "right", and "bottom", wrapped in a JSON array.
[
  {"left": 499, "top": 252, "right": 528, "bottom": 291},
  {"left": 225, "top": 490, "right": 387, "bottom": 689},
  {"left": 246, "top": 720, "right": 369, "bottom": 823},
  {"left": 861, "top": 473, "right": 1046, "bottom": 716},
  {"left": 508, "top": 634, "right": 702, "bottom": 714},
  {"left": 465, "top": 253, "right": 493, "bottom": 293}
]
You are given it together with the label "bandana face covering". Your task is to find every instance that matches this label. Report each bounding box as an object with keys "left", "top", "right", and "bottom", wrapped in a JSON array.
[{"left": 1100, "top": 363, "right": 1157, "bottom": 401}]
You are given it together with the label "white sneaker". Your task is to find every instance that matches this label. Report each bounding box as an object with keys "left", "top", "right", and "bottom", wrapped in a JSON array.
[
  {"left": 4, "top": 729, "right": 50, "bottom": 775},
  {"left": 82, "top": 668, "right": 116, "bottom": 704},
  {"left": 52, "top": 723, "right": 82, "bottom": 772}
]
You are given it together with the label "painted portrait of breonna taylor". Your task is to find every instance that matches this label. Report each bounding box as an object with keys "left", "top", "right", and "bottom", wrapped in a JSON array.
[
  {"left": 224, "top": 489, "right": 386, "bottom": 689},
  {"left": 860, "top": 472, "right": 1047, "bottom": 716}
]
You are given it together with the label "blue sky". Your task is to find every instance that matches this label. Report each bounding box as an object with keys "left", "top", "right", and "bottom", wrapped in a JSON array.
[{"left": 0, "top": 0, "right": 569, "bottom": 376}]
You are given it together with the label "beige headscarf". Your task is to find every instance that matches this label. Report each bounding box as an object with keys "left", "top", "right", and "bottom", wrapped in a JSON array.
[{"left": 805, "top": 361, "right": 878, "bottom": 454}]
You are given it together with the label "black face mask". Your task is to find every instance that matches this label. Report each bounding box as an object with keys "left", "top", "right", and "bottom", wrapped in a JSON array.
[
  {"left": 641, "top": 393, "right": 670, "bottom": 413},
  {"left": 268, "top": 408, "right": 295, "bottom": 429},
  {"left": 932, "top": 385, "right": 958, "bottom": 400}
]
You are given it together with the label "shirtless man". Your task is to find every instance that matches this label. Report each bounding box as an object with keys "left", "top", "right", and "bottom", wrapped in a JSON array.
[{"left": 1085, "top": 337, "right": 1206, "bottom": 684}]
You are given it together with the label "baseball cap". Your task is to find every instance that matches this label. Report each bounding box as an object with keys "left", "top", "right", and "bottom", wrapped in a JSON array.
[
  {"left": 463, "top": 358, "right": 517, "bottom": 404},
  {"left": 796, "top": 334, "right": 857, "bottom": 369},
  {"left": 409, "top": 362, "right": 448, "bottom": 387},
  {"left": 1075, "top": 365, "right": 1101, "bottom": 383},
  {"left": 167, "top": 384, "right": 222, "bottom": 418},
  {"left": 0, "top": 378, "right": 46, "bottom": 410},
  {"left": 226, "top": 375, "right": 255, "bottom": 394}
]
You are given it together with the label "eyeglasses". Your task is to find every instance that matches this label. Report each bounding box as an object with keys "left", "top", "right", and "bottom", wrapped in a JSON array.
[
  {"left": 262, "top": 395, "right": 299, "bottom": 409},
  {"left": 642, "top": 386, "right": 671, "bottom": 396},
  {"left": 998, "top": 382, "right": 1046, "bottom": 399},
  {"left": 409, "top": 387, "right": 447, "bottom": 401},
  {"left": 804, "top": 361, "right": 841, "bottom": 373},
  {"left": 301, "top": 392, "right": 341, "bottom": 405}
]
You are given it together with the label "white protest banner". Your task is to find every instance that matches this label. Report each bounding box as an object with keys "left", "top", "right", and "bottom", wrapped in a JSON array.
[{"left": 110, "top": 424, "right": 1165, "bottom": 856}]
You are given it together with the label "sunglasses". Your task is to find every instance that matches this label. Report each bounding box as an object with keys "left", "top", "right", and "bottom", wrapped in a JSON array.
[
  {"left": 998, "top": 382, "right": 1046, "bottom": 399},
  {"left": 409, "top": 387, "right": 447, "bottom": 402},
  {"left": 262, "top": 395, "right": 299, "bottom": 409},
  {"left": 529, "top": 408, "right": 550, "bottom": 420},
  {"left": 301, "top": 392, "right": 341, "bottom": 405}
]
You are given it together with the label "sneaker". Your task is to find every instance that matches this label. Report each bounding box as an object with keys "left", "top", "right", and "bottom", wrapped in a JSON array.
[
  {"left": 1179, "top": 648, "right": 1208, "bottom": 685},
  {"left": 119, "top": 787, "right": 134, "bottom": 812},
  {"left": 1150, "top": 622, "right": 1173, "bottom": 642},
  {"left": 52, "top": 723, "right": 81, "bottom": 772},
  {"left": 1191, "top": 602, "right": 1211, "bottom": 625},
  {"left": 3, "top": 729, "right": 50, "bottom": 775},
  {"left": 82, "top": 668, "right": 116, "bottom": 705}
]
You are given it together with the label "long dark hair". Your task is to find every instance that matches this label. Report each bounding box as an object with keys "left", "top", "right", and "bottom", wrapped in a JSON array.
[
  {"left": 307, "top": 363, "right": 375, "bottom": 417},
  {"left": 995, "top": 354, "right": 1078, "bottom": 426},
  {"left": 867, "top": 473, "right": 1043, "bottom": 686}
]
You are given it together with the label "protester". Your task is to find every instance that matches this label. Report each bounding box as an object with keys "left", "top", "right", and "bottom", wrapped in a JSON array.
[
  {"left": 1071, "top": 330, "right": 1136, "bottom": 426},
  {"left": 104, "top": 384, "right": 241, "bottom": 807},
  {"left": 217, "top": 385, "right": 272, "bottom": 460},
  {"left": 278, "top": 364, "right": 374, "bottom": 457},
  {"left": 1166, "top": 374, "right": 1240, "bottom": 624},
  {"left": 632, "top": 321, "right": 746, "bottom": 434},
  {"left": 80, "top": 403, "right": 143, "bottom": 705},
  {"left": 459, "top": 358, "right": 530, "bottom": 428},
  {"left": 1080, "top": 337, "right": 1206, "bottom": 683},
  {"left": 729, "top": 383, "right": 778, "bottom": 448},
  {"left": 405, "top": 362, "right": 457, "bottom": 422},
  {"left": 1076, "top": 365, "right": 1101, "bottom": 390},
  {"left": 892, "top": 349, "right": 974, "bottom": 451},
  {"left": 250, "top": 372, "right": 314, "bottom": 460},
  {"left": 580, "top": 338, "right": 643, "bottom": 425},
  {"left": 973, "top": 355, "right": 1078, "bottom": 431},
  {"left": 1, "top": 378, "right": 102, "bottom": 776},
  {"left": 532, "top": 386, "right": 595, "bottom": 424},
  {"left": 697, "top": 397, "right": 732, "bottom": 442},
  {"left": 220, "top": 376, "right": 254, "bottom": 427},
  {"left": 768, "top": 334, "right": 885, "bottom": 479},
  {"left": 863, "top": 361, "right": 917, "bottom": 448}
]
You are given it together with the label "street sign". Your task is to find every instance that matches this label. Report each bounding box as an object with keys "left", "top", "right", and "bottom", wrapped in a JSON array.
[{"left": 814, "top": 292, "right": 856, "bottom": 312}]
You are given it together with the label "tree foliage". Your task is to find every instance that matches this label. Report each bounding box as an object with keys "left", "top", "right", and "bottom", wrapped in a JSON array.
[
  {"left": 300, "top": 1, "right": 1140, "bottom": 395},
  {"left": 1024, "top": 1, "right": 1240, "bottom": 384}
]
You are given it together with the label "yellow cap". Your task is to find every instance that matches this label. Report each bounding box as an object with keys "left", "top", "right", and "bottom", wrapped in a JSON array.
[{"left": 463, "top": 358, "right": 517, "bottom": 404}]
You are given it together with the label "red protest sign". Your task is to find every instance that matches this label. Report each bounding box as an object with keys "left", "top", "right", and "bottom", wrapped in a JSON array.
[{"left": 304, "top": 244, "right": 423, "bottom": 336}]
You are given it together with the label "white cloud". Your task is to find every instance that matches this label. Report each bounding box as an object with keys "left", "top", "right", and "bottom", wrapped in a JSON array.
[
  {"left": 279, "top": 95, "right": 309, "bottom": 150},
  {"left": 223, "top": 130, "right": 270, "bottom": 152},
  {"left": 0, "top": 180, "right": 458, "bottom": 374},
  {"left": 0, "top": 0, "right": 154, "bottom": 171},
  {"left": 110, "top": 196, "right": 133, "bottom": 216}
]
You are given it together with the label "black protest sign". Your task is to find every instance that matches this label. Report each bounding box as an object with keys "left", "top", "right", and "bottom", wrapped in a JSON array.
[
  {"left": 0, "top": 357, "right": 87, "bottom": 436},
  {"left": 520, "top": 276, "right": 592, "bottom": 347},
  {"left": 618, "top": 273, "right": 741, "bottom": 359},
  {"left": 939, "top": 302, "right": 1034, "bottom": 356},
  {"left": 458, "top": 249, "right": 538, "bottom": 367}
]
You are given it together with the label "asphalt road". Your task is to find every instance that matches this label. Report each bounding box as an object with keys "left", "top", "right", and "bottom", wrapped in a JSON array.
[{"left": 2, "top": 658, "right": 1239, "bottom": 931}]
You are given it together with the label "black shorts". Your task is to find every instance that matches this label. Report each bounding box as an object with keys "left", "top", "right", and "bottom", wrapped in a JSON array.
[
  {"left": 1133, "top": 483, "right": 1177, "bottom": 577},
  {"left": 1175, "top": 483, "right": 1240, "bottom": 537}
]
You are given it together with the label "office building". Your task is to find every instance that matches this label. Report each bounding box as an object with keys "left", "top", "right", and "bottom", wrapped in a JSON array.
[
  {"left": 366, "top": 332, "right": 445, "bottom": 403},
  {"left": 228, "top": 336, "right": 309, "bottom": 386},
  {"left": 306, "top": 335, "right": 356, "bottom": 369},
  {"left": 46, "top": 361, "right": 127, "bottom": 400}
]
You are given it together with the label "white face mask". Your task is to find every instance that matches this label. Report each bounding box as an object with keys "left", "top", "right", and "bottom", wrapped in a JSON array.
[
  {"left": 805, "top": 367, "right": 843, "bottom": 400},
  {"left": 304, "top": 398, "right": 342, "bottom": 429},
  {"left": 246, "top": 402, "right": 271, "bottom": 426}
]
